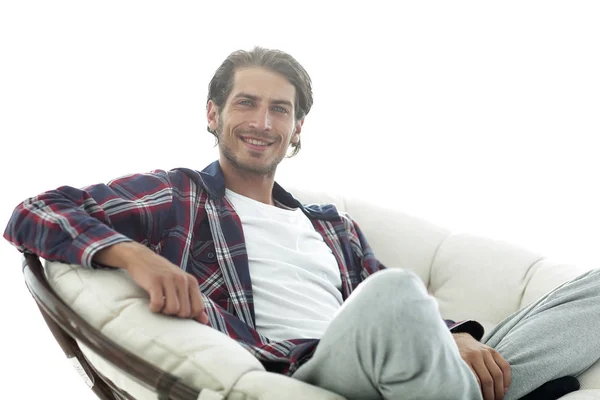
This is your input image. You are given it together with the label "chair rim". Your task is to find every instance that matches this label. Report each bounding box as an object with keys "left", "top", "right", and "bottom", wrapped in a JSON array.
[{"left": 22, "top": 253, "right": 201, "bottom": 400}]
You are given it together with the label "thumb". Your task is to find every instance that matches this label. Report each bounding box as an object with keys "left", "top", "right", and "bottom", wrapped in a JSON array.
[
  {"left": 148, "top": 285, "right": 165, "bottom": 313},
  {"left": 195, "top": 310, "right": 209, "bottom": 324}
]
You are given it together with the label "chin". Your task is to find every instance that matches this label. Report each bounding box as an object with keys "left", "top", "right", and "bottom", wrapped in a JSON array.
[
  {"left": 221, "top": 143, "right": 284, "bottom": 176},
  {"left": 242, "top": 162, "right": 278, "bottom": 176},
  {"left": 230, "top": 157, "right": 278, "bottom": 176}
]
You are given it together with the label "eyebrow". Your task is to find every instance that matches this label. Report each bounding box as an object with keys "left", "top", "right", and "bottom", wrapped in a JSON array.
[{"left": 233, "top": 92, "right": 294, "bottom": 108}]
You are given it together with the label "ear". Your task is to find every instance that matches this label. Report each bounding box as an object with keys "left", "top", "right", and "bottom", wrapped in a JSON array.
[
  {"left": 207, "top": 100, "right": 220, "bottom": 132},
  {"left": 292, "top": 118, "right": 304, "bottom": 144}
]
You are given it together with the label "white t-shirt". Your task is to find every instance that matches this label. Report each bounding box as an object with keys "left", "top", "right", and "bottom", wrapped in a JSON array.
[{"left": 225, "top": 189, "right": 343, "bottom": 341}]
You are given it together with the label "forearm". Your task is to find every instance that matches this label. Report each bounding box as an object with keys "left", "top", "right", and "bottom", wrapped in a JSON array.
[
  {"left": 4, "top": 170, "right": 174, "bottom": 268},
  {"left": 3, "top": 190, "right": 128, "bottom": 267},
  {"left": 92, "top": 241, "right": 147, "bottom": 270}
]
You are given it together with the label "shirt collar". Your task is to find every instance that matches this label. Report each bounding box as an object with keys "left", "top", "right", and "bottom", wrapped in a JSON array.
[
  {"left": 198, "top": 160, "right": 302, "bottom": 209},
  {"left": 177, "top": 160, "right": 340, "bottom": 220}
]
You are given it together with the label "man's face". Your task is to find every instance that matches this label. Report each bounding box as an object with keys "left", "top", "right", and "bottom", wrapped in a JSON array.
[{"left": 207, "top": 67, "right": 303, "bottom": 176}]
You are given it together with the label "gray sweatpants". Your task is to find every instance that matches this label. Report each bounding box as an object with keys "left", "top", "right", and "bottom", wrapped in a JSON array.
[{"left": 292, "top": 268, "right": 600, "bottom": 400}]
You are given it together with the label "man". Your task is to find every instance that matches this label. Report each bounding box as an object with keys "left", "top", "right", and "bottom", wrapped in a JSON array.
[{"left": 4, "top": 47, "right": 599, "bottom": 400}]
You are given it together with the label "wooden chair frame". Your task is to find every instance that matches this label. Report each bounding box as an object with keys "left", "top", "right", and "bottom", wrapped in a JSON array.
[{"left": 22, "top": 253, "right": 202, "bottom": 400}]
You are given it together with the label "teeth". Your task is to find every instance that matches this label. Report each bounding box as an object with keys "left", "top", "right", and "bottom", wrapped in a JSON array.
[{"left": 243, "top": 138, "right": 269, "bottom": 146}]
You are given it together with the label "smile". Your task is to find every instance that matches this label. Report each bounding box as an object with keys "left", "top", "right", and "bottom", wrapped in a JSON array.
[{"left": 240, "top": 136, "right": 273, "bottom": 148}]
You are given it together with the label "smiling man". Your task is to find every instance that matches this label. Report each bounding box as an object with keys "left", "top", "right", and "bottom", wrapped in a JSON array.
[{"left": 4, "top": 47, "right": 599, "bottom": 400}]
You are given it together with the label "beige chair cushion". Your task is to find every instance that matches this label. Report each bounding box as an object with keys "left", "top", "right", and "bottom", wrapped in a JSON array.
[{"left": 46, "top": 261, "right": 344, "bottom": 400}]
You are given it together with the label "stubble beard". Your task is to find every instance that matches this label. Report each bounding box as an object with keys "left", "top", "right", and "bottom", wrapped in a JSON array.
[{"left": 216, "top": 123, "right": 286, "bottom": 177}]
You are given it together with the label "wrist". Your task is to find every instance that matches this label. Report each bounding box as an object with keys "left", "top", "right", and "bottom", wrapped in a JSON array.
[
  {"left": 452, "top": 332, "right": 472, "bottom": 338},
  {"left": 452, "top": 332, "right": 476, "bottom": 343},
  {"left": 93, "top": 241, "right": 143, "bottom": 270}
]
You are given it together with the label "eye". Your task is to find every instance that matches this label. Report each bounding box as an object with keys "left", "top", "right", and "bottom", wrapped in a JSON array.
[
  {"left": 239, "top": 99, "right": 253, "bottom": 106},
  {"left": 272, "top": 106, "right": 289, "bottom": 114}
]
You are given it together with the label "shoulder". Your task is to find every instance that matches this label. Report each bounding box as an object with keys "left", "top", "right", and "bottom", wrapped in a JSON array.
[
  {"left": 102, "top": 168, "right": 207, "bottom": 199},
  {"left": 282, "top": 186, "right": 356, "bottom": 227},
  {"left": 287, "top": 190, "right": 356, "bottom": 229},
  {"left": 104, "top": 169, "right": 173, "bottom": 188},
  {"left": 302, "top": 202, "right": 342, "bottom": 219},
  {"left": 303, "top": 202, "right": 357, "bottom": 233}
]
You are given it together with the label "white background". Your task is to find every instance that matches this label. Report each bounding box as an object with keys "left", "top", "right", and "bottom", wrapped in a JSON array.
[{"left": 1, "top": 1, "right": 599, "bottom": 398}]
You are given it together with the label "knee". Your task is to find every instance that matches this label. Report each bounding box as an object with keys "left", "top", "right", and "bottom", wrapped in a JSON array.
[
  {"left": 569, "top": 268, "right": 600, "bottom": 293},
  {"left": 358, "top": 269, "right": 427, "bottom": 302},
  {"left": 355, "top": 269, "right": 446, "bottom": 340},
  {"left": 577, "top": 268, "right": 600, "bottom": 296},
  {"left": 587, "top": 268, "right": 600, "bottom": 281}
]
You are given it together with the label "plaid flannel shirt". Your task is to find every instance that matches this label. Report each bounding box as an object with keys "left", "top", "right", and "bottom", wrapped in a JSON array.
[{"left": 4, "top": 160, "right": 483, "bottom": 375}]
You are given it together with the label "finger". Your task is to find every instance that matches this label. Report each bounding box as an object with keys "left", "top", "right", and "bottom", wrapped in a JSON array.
[
  {"left": 162, "top": 281, "right": 180, "bottom": 315},
  {"left": 198, "top": 310, "right": 209, "bottom": 325},
  {"left": 484, "top": 351, "right": 505, "bottom": 399},
  {"left": 187, "top": 276, "right": 208, "bottom": 324},
  {"left": 468, "top": 363, "right": 482, "bottom": 390},
  {"left": 472, "top": 357, "right": 495, "bottom": 400},
  {"left": 492, "top": 350, "right": 511, "bottom": 393},
  {"left": 175, "top": 274, "right": 191, "bottom": 318},
  {"left": 471, "top": 367, "right": 483, "bottom": 393},
  {"left": 148, "top": 284, "right": 165, "bottom": 313}
]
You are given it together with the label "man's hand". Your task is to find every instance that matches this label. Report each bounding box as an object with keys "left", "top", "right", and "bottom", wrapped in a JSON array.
[
  {"left": 93, "top": 242, "right": 209, "bottom": 324},
  {"left": 453, "top": 333, "right": 511, "bottom": 400}
]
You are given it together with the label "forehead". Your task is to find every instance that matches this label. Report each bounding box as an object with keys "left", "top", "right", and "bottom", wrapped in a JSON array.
[{"left": 229, "top": 67, "right": 296, "bottom": 103}]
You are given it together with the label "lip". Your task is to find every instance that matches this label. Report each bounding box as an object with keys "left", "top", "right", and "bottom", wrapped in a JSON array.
[{"left": 240, "top": 136, "right": 273, "bottom": 151}]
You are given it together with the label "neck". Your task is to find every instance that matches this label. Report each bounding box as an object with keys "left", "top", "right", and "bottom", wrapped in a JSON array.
[{"left": 219, "top": 159, "right": 276, "bottom": 206}]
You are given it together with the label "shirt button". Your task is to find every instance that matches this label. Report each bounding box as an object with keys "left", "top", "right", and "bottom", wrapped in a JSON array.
[{"left": 207, "top": 252, "right": 215, "bottom": 259}]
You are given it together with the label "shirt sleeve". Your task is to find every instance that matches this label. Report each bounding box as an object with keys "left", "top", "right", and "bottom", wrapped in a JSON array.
[
  {"left": 3, "top": 170, "right": 174, "bottom": 269},
  {"left": 446, "top": 319, "right": 486, "bottom": 341}
]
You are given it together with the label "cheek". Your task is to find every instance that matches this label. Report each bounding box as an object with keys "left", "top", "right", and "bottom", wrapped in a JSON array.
[
  {"left": 275, "top": 120, "right": 296, "bottom": 139},
  {"left": 222, "top": 119, "right": 242, "bottom": 137}
]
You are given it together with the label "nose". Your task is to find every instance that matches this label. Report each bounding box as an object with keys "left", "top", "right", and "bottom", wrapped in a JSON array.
[{"left": 248, "top": 105, "right": 272, "bottom": 132}]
